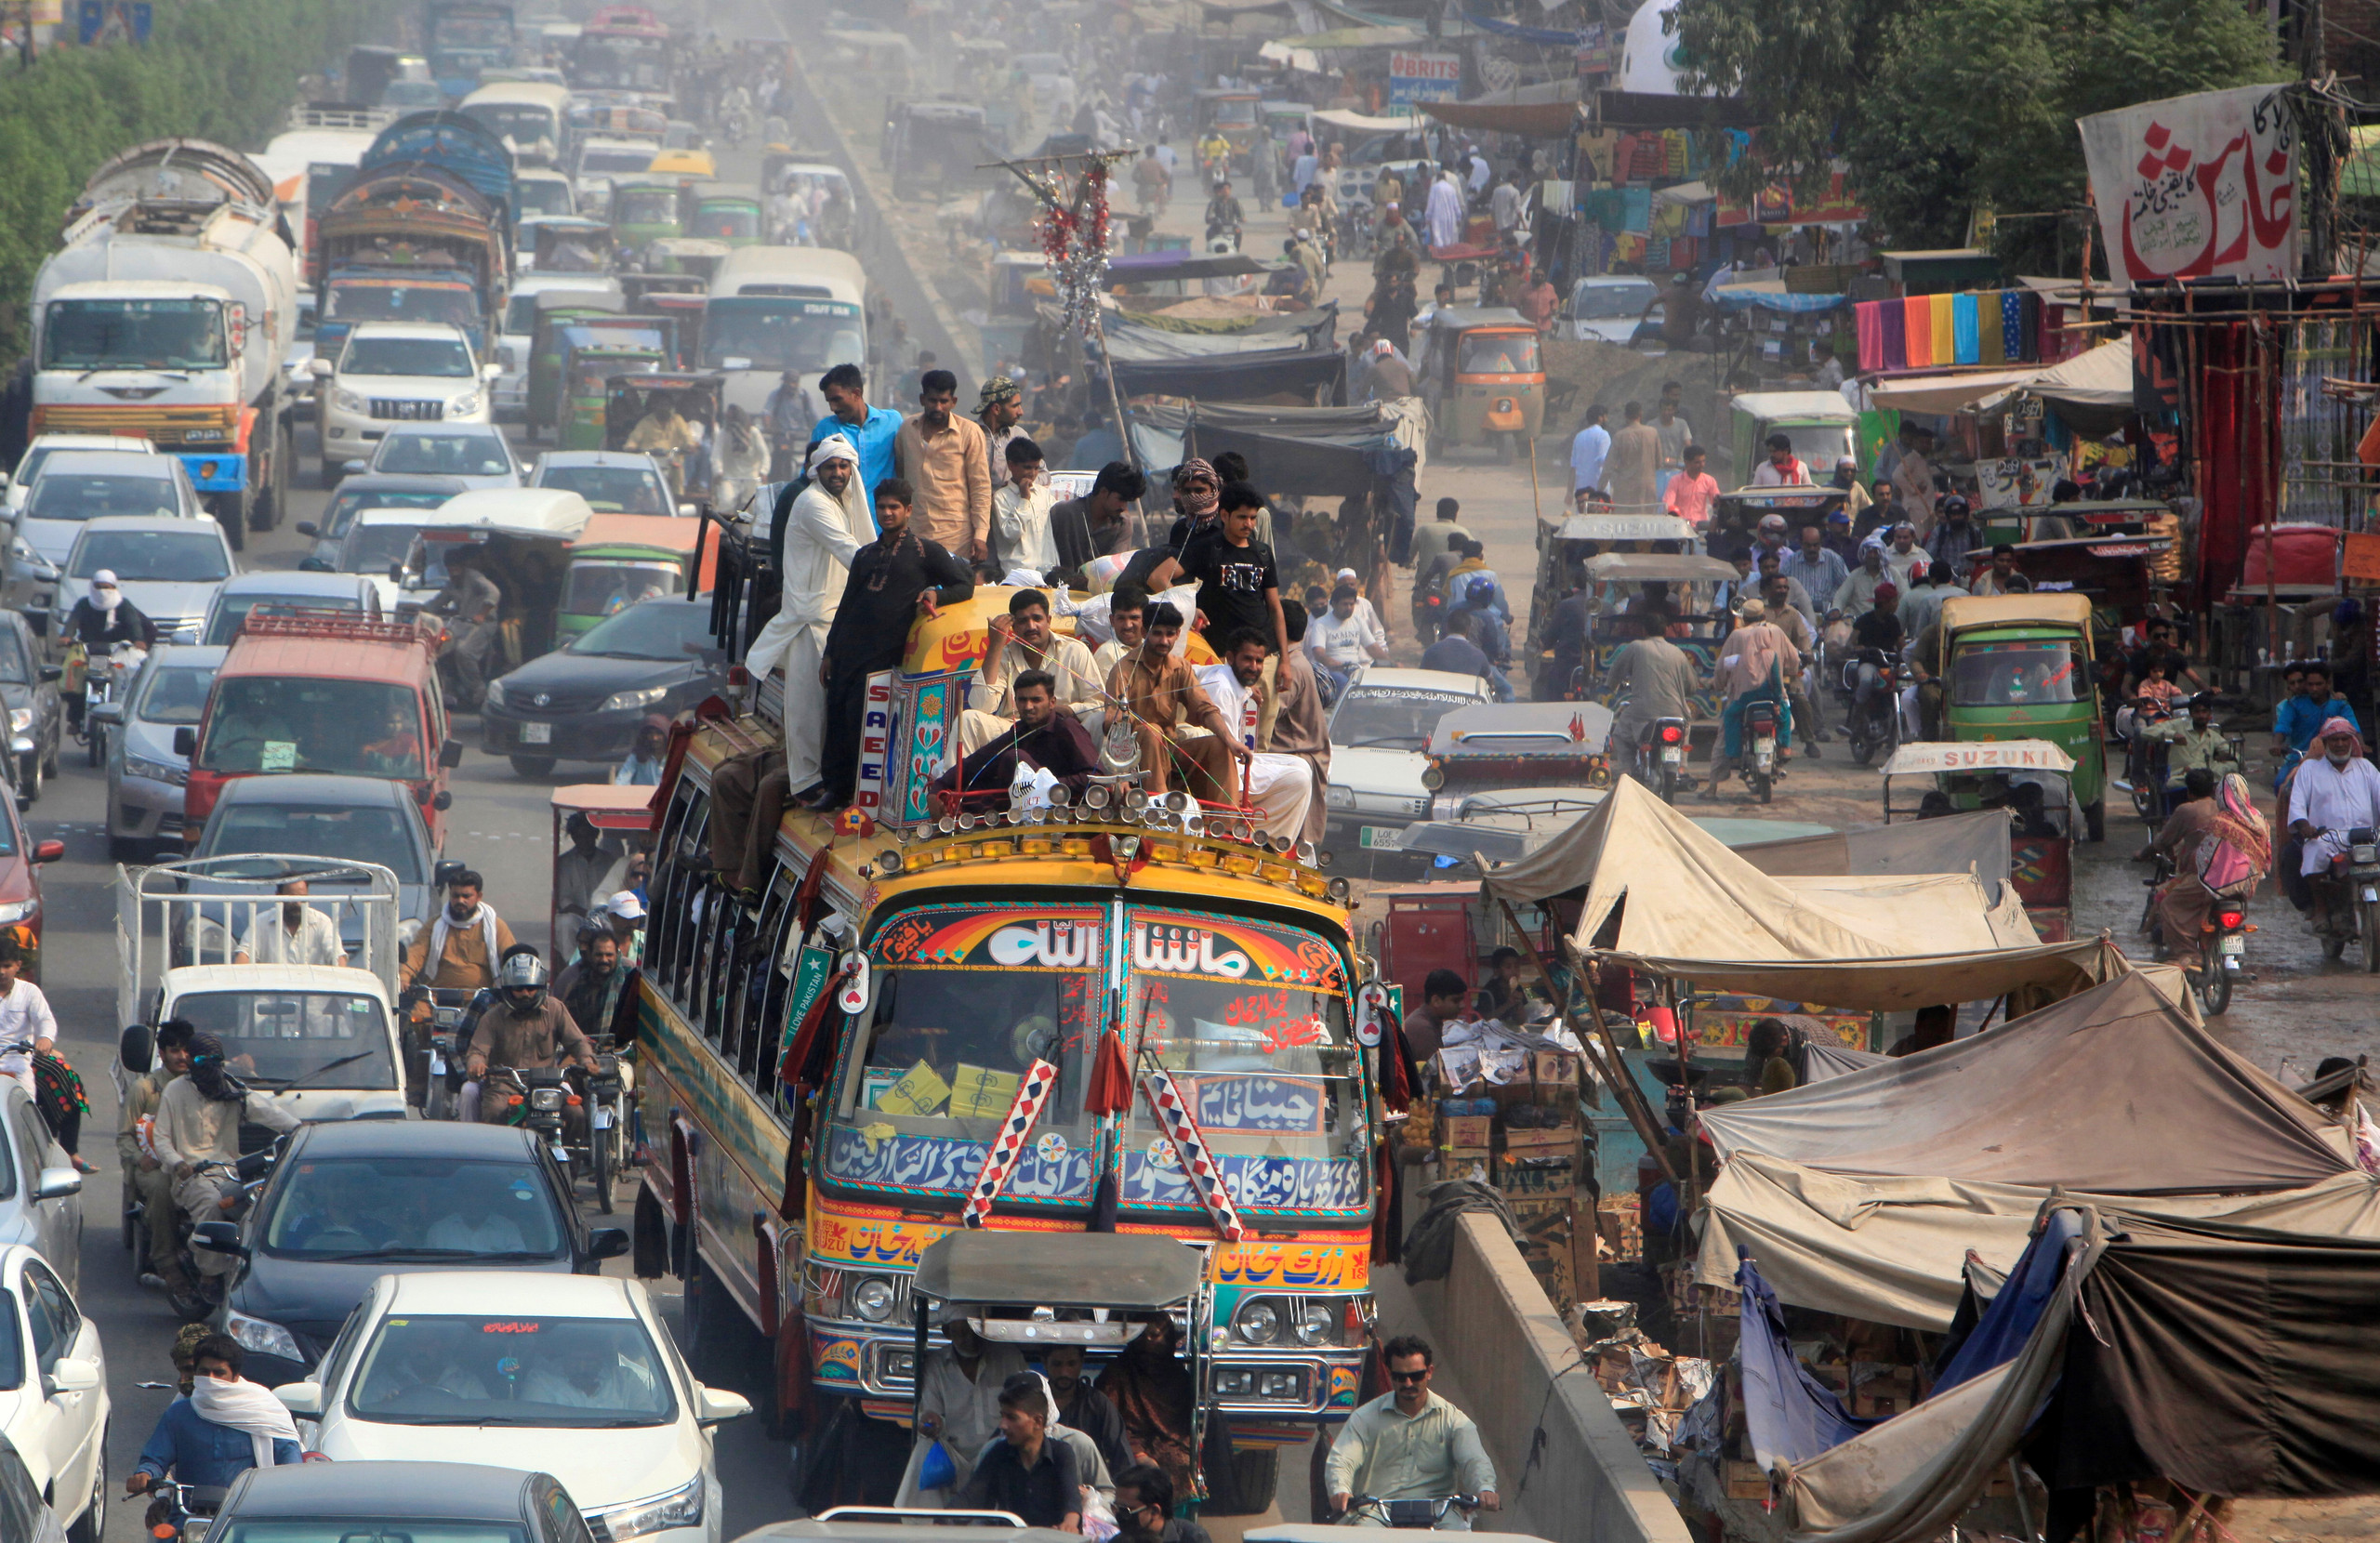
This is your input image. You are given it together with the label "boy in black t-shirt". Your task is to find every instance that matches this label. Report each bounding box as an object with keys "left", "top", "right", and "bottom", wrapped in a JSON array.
[{"left": 1150, "top": 481, "right": 1287, "bottom": 743}]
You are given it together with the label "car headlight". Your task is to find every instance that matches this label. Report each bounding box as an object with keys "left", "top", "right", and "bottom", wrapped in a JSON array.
[
  {"left": 450, "top": 391, "right": 483, "bottom": 417},
  {"left": 1326, "top": 785, "right": 1355, "bottom": 811},
  {"left": 125, "top": 754, "right": 189, "bottom": 786},
  {"left": 334, "top": 389, "right": 366, "bottom": 414},
  {"left": 602, "top": 684, "right": 668, "bottom": 713},
  {"left": 481, "top": 678, "right": 508, "bottom": 710},
  {"left": 0, "top": 900, "right": 35, "bottom": 926},
  {"left": 225, "top": 1308, "right": 303, "bottom": 1364},
  {"left": 1234, "top": 1297, "right": 1282, "bottom": 1345},
  {"left": 7, "top": 708, "right": 27, "bottom": 732},
  {"left": 599, "top": 1473, "right": 705, "bottom": 1543},
  {"left": 851, "top": 1275, "right": 895, "bottom": 1322}
]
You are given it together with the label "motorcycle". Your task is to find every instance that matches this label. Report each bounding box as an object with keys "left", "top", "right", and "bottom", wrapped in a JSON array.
[
  {"left": 139, "top": 1477, "right": 229, "bottom": 1543},
  {"left": 168, "top": 1150, "right": 276, "bottom": 1321},
  {"left": 1840, "top": 647, "right": 1904, "bottom": 767},
  {"left": 71, "top": 638, "right": 146, "bottom": 767},
  {"left": 1741, "top": 698, "right": 1781, "bottom": 804},
  {"left": 1634, "top": 715, "right": 1691, "bottom": 803},
  {"left": 488, "top": 1063, "right": 575, "bottom": 1171},
  {"left": 583, "top": 1049, "right": 627, "bottom": 1214},
  {"left": 1334, "top": 1495, "right": 1483, "bottom": 1529},
  {"left": 2316, "top": 824, "right": 2380, "bottom": 970},
  {"left": 401, "top": 985, "right": 479, "bottom": 1120},
  {"left": 2141, "top": 853, "right": 2254, "bottom": 1015}
]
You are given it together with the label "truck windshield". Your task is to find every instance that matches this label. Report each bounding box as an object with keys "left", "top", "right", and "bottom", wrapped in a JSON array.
[
  {"left": 198, "top": 678, "right": 430, "bottom": 786},
  {"left": 1950, "top": 640, "right": 2082, "bottom": 706},
  {"left": 172, "top": 991, "right": 397, "bottom": 1089},
  {"left": 326, "top": 284, "right": 482, "bottom": 331},
  {"left": 342, "top": 335, "right": 475, "bottom": 378},
  {"left": 698, "top": 298, "right": 863, "bottom": 372},
  {"left": 43, "top": 297, "right": 227, "bottom": 371}
]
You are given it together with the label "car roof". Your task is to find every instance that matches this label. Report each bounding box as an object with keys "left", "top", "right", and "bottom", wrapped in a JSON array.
[
  {"left": 385, "top": 1269, "right": 638, "bottom": 1315},
  {"left": 333, "top": 473, "right": 469, "bottom": 494},
  {"left": 29, "top": 450, "right": 177, "bottom": 478},
  {"left": 217, "top": 571, "right": 366, "bottom": 596},
  {"left": 73, "top": 513, "right": 211, "bottom": 534},
  {"left": 536, "top": 451, "right": 660, "bottom": 470},
  {"left": 290, "top": 1115, "right": 545, "bottom": 1161},
  {"left": 356, "top": 508, "right": 437, "bottom": 528},
  {"left": 165, "top": 964, "right": 395, "bottom": 1004},
  {"left": 213, "top": 772, "right": 415, "bottom": 809},
  {"left": 344, "top": 321, "right": 474, "bottom": 341},
  {"left": 1344, "top": 668, "right": 1492, "bottom": 697},
  {"left": 228, "top": 1459, "right": 540, "bottom": 1521}
]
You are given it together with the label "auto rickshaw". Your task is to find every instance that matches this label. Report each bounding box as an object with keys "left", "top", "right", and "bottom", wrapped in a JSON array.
[
  {"left": 562, "top": 343, "right": 667, "bottom": 449},
  {"left": 528, "top": 290, "right": 625, "bottom": 433},
  {"left": 1577, "top": 550, "right": 1739, "bottom": 728},
  {"left": 536, "top": 314, "right": 672, "bottom": 436},
  {"left": 644, "top": 235, "right": 732, "bottom": 282},
  {"left": 1881, "top": 737, "right": 2076, "bottom": 941},
  {"left": 1527, "top": 510, "right": 1698, "bottom": 657},
  {"left": 549, "top": 781, "right": 655, "bottom": 967},
  {"left": 1930, "top": 592, "right": 2108, "bottom": 841},
  {"left": 610, "top": 173, "right": 685, "bottom": 250},
  {"left": 646, "top": 147, "right": 716, "bottom": 180},
  {"left": 558, "top": 512, "right": 714, "bottom": 640},
  {"left": 1417, "top": 306, "right": 1543, "bottom": 461},
  {"left": 529, "top": 216, "right": 617, "bottom": 274},
  {"left": 689, "top": 184, "right": 763, "bottom": 246},
  {"left": 1193, "top": 86, "right": 1262, "bottom": 169},
  {"left": 605, "top": 369, "right": 723, "bottom": 502}
]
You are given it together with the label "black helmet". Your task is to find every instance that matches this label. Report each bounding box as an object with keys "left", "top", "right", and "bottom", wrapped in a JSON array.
[
  {"left": 497, "top": 950, "right": 550, "bottom": 1013},
  {"left": 1938, "top": 495, "right": 1972, "bottom": 520},
  {"left": 2188, "top": 691, "right": 2218, "bottom": 713}
]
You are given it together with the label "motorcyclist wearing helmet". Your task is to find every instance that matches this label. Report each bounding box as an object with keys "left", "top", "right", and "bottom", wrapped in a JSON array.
[
  {"left": 1923, "top": 495, "right": 1978, "bottom": 578},
  {"left": 464, "top": 946, "right": 597, "bottom": 1125}
]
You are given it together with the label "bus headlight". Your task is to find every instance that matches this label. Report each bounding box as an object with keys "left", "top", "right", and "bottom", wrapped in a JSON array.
[
  {"left": 1293, "top": 1302, "right": 1337, "bottom": 1346},
  {"left": 851, "top": 1276, "right": 896, "bottom": 1323},
  {"left": 1234, "top": 1298, "right": 1282, "bottom": 1344}
]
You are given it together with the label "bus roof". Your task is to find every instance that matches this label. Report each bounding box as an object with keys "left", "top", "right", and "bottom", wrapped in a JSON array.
[
  {"left": 461, "top": 80, "right": 572, "bottom": 110},
  {"left": 707, "top": 244, "right": 866, "bottom": 302},
  {"left": 219, "top": 614, "right": 440, "bottom": 685}
]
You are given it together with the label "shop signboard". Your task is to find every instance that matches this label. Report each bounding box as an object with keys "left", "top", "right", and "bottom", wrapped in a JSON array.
[
  {"left": 2077, "top": 84, "right": 2297, "bottom": 284},
  {"left": 1389, "top": 49, "right": 1461, "bottom": 107}
]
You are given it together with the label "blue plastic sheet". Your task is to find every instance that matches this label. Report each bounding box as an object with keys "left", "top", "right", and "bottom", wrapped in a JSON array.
[
  {"left": 1736, "top": 1251, "right": 1876, "bottom": 1472},
  {"left": 1934, "top": 1207, "right": 2082, "bottom": 1393}
]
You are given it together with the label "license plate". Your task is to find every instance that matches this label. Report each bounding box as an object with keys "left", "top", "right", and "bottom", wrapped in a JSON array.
[
  {"left": 1753, "top": 737, "right": 1776, "bottom": 753},
  {"left": 2217, "top": 935, "right": 2245, "bottom": 955},
  {"left": 1659, "top": 746, "right": 1681, "bottom": 763},
  {"left": 429, "top": 1050, "right": 446, "bottom": 1075},
  {"left": 522, "top": 721, "right": 552, "bottom": 745},
  {"left": 371, "top": 398, "right": 443, "bottom": 421},
  {"left": 1359, "top": 825, "right": 1405, "bottom": 850},
  {"left": 593, "top": 1106, "right": 614, "bottom": 1129}
]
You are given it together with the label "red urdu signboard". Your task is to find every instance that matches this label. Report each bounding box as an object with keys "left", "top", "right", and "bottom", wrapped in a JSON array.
[{"left": 2077, "top": 84, "right": 2298, "bottom": 284}]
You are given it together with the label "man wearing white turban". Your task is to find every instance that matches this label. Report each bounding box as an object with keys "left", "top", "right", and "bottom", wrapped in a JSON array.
[{"left": 745, "top": 436, "right": 868, "bottom": 796}]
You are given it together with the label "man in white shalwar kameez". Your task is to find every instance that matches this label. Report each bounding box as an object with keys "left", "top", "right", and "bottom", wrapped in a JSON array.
[
  {"left": 2286, "top": 717, "right": 2380, "bottom": 944},
  {"left": 894, "top": 1315, "right": 1028, "bottom": 1508},
  {"left": 743, "top": 438, "right": 866, "bottom": 795},
  {"left": 1195, "top": 632, "right": 1316, "bottom": 842},
  {"left": 1425, "top": 167, "right": 1464, "bottom": 252}
]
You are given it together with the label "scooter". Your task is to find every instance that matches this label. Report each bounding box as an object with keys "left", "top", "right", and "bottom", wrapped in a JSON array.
[
  {"left": 1634, "top": 716, "right": 1691, "bottom": 804},
  {"left": 1741, "top": 698, "right": 1781, "bottom": 804}
]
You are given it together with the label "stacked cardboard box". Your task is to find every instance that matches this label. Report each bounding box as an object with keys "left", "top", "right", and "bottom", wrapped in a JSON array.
[{"left": 1425, "top": 1048, "right": 1592, "bottom": 1307}]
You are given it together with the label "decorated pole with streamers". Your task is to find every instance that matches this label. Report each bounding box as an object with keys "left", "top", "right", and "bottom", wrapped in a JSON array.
[
  {"left": 986, "top": 150, "right": 1141, "bottom": 475},
  {"left": 959, "top": 1058, "right": 1060, "bottom": 1228},
  {"left": 1139, "top": 1066, "right": 1244, "bottom": 1242}
]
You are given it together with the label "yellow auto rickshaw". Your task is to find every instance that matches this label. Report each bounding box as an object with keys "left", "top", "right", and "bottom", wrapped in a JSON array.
[{"left": 1419, "top": 305, "right": 1544, "bottom": 461}]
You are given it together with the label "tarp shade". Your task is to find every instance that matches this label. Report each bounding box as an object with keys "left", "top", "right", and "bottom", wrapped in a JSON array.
[
  {"left": 1107, "top": 250, "right": 1271, "bottom": 282},
  {"left": 1738, "top": 1253, "right": 1875, "bottom": 1472},
  {"left": 1092, "top": 306, "right": 1340, "bottom": 360},
  {"left": 1420, "top": 79, "right": 1580, "bottom": 135},
  {"left": 1699, "top": 972, "right": 2352, "bottom": 1194},
  {"left": 1313, "top": 107, "right": 1422, "bottom": 133},
  {"left": 1112, "top": 346, "right": 1345, "bottom": 403},
  {"left": 1933, "top": 1208, "right": 2081, "bottom": 1392},
  {"left": 1731, "top": 810, "right": 2011, "bottom": 893},
  {"left": 1801, "top": 1039, "right": 1891, "bottom": 1082},
  {"left": 1866, "top": 366, "right": 2043, "bottom": 414},
  {"left": 1699, "top": 1155, "right": 2380, "bottom": 1330},
  {"left": 1133, "top": 400, "right": 1415, "bottom": 494},
  {"left": 1976, "top": 336, "right": 2136, "bottom": 438}
]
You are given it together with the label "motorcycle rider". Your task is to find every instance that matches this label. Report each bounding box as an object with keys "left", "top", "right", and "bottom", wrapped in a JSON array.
[
  {"left": 1601, "top": 608, "right": 1699, "bottom": 789},
  {"left": 400, "top": 869, "right": 516, "bottom": 993},
  {"left": 127, "top": 1334, "right": 300, "bottom": 1496},
  {"left": 1846, "top": 582, "right": 1907, "bottom": 742},
  {"left": 1204, "top": 179, "right": 1245, "bottom": 247},
  {"left": 1325, "top": 1335, "right": 1499, "bottom": 1526},
  {"left": 120, "top": 1019, "right": 195, "bottom": 1294},
  {"left": 464, "top": 950, "right": 599, "bottom": 1126},
  {"left": 2284, "top": 719, "right": 2380, "bottom": 947},
  {"left": 152, "top": 1034, "right": 299, "bottom": 1304},
  {"left": 65, "top": 567, "right": 157, "bottom": 729}
]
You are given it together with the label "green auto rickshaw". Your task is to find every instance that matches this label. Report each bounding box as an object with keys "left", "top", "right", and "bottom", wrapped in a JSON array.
[
  {"left": 645, "top": 236, "right": 732, "bottom": 282},
  {"left": 689, "top": 183, "right": 763, "bottom": 247},
  {"left": 606, "top": 370, "right": 724, "bottom": 503},
  {"left": 527, "top": 290, "right": 624, "bottom": 435},
  {"left": 559, "top": 511, "right": 713, "bottom": 641},
  {"left": 610, "top": 174, "right": 686, "bottom": 251},
  {"left": 1930, "top": 591, "right": 2107, "bottom": 841},
  {"left": 562, "top": 343, "right": 667, "bottom": 450},
  {"left": 531, "top": 310, "right": 673, "bottom": 437}
]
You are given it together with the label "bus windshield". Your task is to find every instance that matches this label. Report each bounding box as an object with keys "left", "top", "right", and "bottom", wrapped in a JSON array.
[{"left": 699, "top": 297, "right": 863, "bottom": 372}]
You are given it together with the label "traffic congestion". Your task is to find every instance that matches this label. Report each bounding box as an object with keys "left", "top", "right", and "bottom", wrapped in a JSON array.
[{"left": 0, "top": 2, "right": 2377, "bottom": 1543}]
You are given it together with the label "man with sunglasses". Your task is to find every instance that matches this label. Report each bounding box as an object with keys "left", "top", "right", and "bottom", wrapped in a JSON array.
[
  {"left": 1325, "top": 1336, "right": 1499, "bottom": 1528},
  {"left": 1116, "top": 1461, "right": 1210, "bottom": 1543}
]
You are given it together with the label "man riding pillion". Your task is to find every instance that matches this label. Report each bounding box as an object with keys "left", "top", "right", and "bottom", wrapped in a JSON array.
[
  {"left": 152, "top": 1034, "right": 299, "bottom": 1305},
  {"left": 464, "top": 951, "right": 598, "bottom": 1126},
  {"left": 400, "top": 869, "right": 516, "bottom": 996},
  {"left": 1326, "top": 1335, "right": 1498, "bottom": 1529},
  {"left": 121, "top": 1019, "right": 195, "bottom": 1294}
]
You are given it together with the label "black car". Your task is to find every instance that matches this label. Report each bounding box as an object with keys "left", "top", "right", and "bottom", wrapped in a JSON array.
[
  {"left": 0, "top": 612, "right": 63, "bottom": 805},
  {"left": 206, "top": 1119, "right": 628, "bottom": 1388},
  {"left": 212, "top": 1461, "right": 593, "bottom": 1543},
  {"left": 480, "top": 597, "right": 728, "bottom": 777},
  {"left": 292, "top": 472, "right": 469, "bottom": 572}
]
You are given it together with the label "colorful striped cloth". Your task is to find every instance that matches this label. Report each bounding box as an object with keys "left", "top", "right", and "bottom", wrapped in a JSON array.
[
  {"left": 1903, "top": 296, "right": 1931, "bottom": 365},
  {"left": 1880, "top": 300, "right": 1907, "bottom": 371},
  {"left": 1857, "top": 301, "right": 1884, "bottom": 372},
  {"left": 1951, "top": 293, "right": 1980, "bottom": 364},
  {"left": 1928, "top": 292, "right": 1957, "bottom": 364}
]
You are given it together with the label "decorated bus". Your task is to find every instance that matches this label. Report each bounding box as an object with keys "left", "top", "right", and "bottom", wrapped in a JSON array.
[{"left": 628, "top": 586, "right": 1394, "bottom": 1514}]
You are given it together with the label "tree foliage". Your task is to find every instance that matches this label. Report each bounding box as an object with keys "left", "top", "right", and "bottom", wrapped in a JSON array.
[
  {"left": 1674, "top": 0, "right": 2285, "bottom": 270},
  {"left": 0, "top": 0, "right": 366, "bottom": 359}
]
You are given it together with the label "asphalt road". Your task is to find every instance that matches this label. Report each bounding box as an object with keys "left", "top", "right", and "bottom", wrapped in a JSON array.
[{"left": 62, "top": 416, "right": 800, "bottom": 1542}]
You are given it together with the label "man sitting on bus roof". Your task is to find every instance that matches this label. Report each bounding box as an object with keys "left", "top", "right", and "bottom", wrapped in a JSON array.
[
  {"left": 960, "top": 588, "right": 1103, "bottom": 755},
  {"left": 932, "top": 670, "right": 1098, "bottom": 816}
]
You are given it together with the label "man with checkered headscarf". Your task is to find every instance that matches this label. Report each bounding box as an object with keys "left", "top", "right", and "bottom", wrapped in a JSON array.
[{"left": 977, "top": 376, "right": 1028, "bottom": 493}]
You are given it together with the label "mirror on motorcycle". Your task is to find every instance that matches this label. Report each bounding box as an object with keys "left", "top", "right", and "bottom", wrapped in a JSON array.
[
  {"left": 588, "top": 1227, "right": 630, "bottom": 1260},
  {"left": 121, "top": 1022, "right": 154, "bottom": 1074},
  {"left": 435, "top": 859, "right": 467, "bottom": 888},
  {"left": 37, "top": 664, "right": 59, "bottom": 683},
  {"left": 439, "top": 738, "right": 465, "bottom": 769},
  {"left": 432, "top": 790, "right": 454, "bottom": 811},
  {"left": 173, "top": 726, "right": 196, "bottom": 757},
  {"left": 293, "top": 521, "right": 318, "bottom": 538},
  {"left": 677, "top": 503, "right": 697, "bottom": 518},
  {"left": 192, "top": 1220, "right": 246, "bottom": 1258}
]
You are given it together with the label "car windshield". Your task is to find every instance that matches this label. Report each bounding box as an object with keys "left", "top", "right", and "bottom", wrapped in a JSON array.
[
  {"left": 540, "top": 465, "right": 668, "bottom": 512},
  {"left": 1330, "top": 687, "right": 1478, "bottom": 749},
  {"left": 327, "top": 287, "right": 482, "bottom": 329},
  {"left": 223, "top": 1526, "right": 525, "bottom": 1543},
  {"left": 323, "top": 486, "right": 454, "bottom": 539},
  {"left": 1459, "top": 333, "right": 1540, "bottom": 374},
  {"left": 136, "top": 661, "right": 217, "bottom": 725},
  {"left": 343, "top": 336, "right": 475, "bottom": 378},
  {"left": 173, "top": 991, "right": 396, "bottom": 1089},
  {"left": 27, "top": 473, "right": 178, "bottom": 521},
  {"left": 41, "top": 297, "right": 227, "bottom": 370},
  {"left": 198, "top": 678, "right": 431, "bottom": 787},
  {"left": 377, "top": 432, "right": 512, "bottom": 477},
  {"left": 698, "top": 298, "right": 863, "bottom": 372},
  {"left": 565, "top": 561, "right": 681, "bottom": 617},
  {"left": 516, "top": 179, "right": 575, "bottom": 217},
  {"left": 694, "top": 205, "right": 757, "bottom": 240},
  {"left": 263, "top": 1156, "right": 565, "bottom": 1261},
  {"left": 70, "top": 530, "right": 225, "bottom": 581},
  {"left": 1950, "top": 640, "right": 2082, "bottom": 706},
  {"left": 207, "top": 592, "right": 362, "bottom": 645},
  {"left": 201, "top": 798, "right": 427, "bottom": 879},
  {"left": 615, "top": 187, "right": 678, "bottom": 222},
  {"left": 342, "top": 522, "right": 428, "bottom": 574},
  {"left": 350, "top": 1313, "right": 675, "bottom": 1427},
  {"left": 0, "top": 630, "right": 29, "bottom": 686},
  {"left": 567, "top": 600, "right": 707, "bottom": 660},
  {"left": 1575, "top": 283, "right": 1655, "bottom": 319}
]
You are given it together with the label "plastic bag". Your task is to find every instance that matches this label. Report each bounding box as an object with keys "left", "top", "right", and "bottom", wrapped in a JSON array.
[
  {"left": 1079, "top": 1484, "right": 1118, "bottom": 1542},
  {"left": 918, "top": 1438, "right": 958, "bottom": 1493}
]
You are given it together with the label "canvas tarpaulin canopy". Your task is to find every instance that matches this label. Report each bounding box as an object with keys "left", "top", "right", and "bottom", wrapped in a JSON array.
[
  {"left": 1111, "top": 346, "right": 1346, "bottom": 403},
  {"left": 1483, "top": 778, "right": 2122, "bottom": 1011},
  {"left": 1731, "top": 809, "right": 2012, "bottom": 894},
  {"left": 1064, "top": 304, "right": 1340, "bottom": 360},
  {"left": 1419, "top": 79, "right": 1580, "bottom": 135},
  {"left": 1781, "top": 1205, "right": 2380, "bottom": 1543},
  {"left": 1131, "top": 401, "right": 1419, "bottom": 495}
]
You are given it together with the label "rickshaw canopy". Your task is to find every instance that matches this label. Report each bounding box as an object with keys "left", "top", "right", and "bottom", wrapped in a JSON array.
[
  {"left": 914, "top": 1232, "right": 1205, "bottom": 1317},
  {"left": 605, "top": 371, "right": 724, "bottom": 449},
  {"left": 1583, "top": 552, "right": 1739, "bottom": 584},
  {"left": 1881, "top": 740, "right": 2075, "bottom": 778},
  {"left": 1937, "top": 591, "right": 2096, "bottom": 635},
  {"left": 551, "top": 782, "right": 654, "bottom": 831},
  {"left": 572, "top": 512, "right": 704, "bottom": 557}
]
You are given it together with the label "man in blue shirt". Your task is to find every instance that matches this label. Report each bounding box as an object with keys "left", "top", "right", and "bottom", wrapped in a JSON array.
[
  {"left": 804, "top": 362, "right": 901, "bottom": 533},
  {"left": 2273, "top": 660, "right": 2358, "bottom": 765},
  {"left": 128, "top": 1335, "right": 302, "bottom": 1495},
  {"left": 1568, "top": 404, "right": 1610, "bottom": 504}
]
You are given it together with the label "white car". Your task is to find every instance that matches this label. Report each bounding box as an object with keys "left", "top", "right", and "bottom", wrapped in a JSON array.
[
  {"left": 1, "top": 434, "right": 155, "bottom": 519},
  {"left": 1568, "top": 275, "right": 1660, "bottom": 344},
  {"left": 530, "top": 450, "right": 678, "bottom": 515},
  {"left": 1324, "top": 667, "right": 1492, "bottom": 870},
  {"left": 0, "top": 1245, "right": 108, "bottom": 1543},
  {"left": 311, "top": 322, "right": 502, "bottom": 468},
  {"left": 278, "top": 1270, "right": 749, "bottom": 1543}
]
